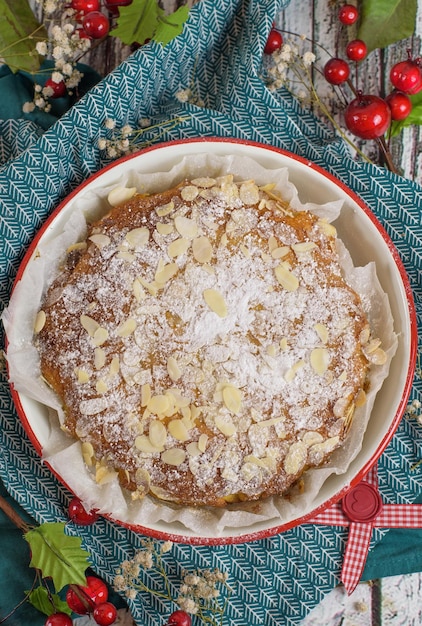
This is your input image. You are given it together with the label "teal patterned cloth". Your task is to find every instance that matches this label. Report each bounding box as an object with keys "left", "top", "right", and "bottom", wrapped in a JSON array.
[{"left": 1, "top": 1, "right": 422, "bottom": 625}]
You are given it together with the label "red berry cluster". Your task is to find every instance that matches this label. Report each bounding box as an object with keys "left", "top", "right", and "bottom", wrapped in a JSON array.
[
  {"left": 323, "top": 3, "right": 420, "bottom": 140},
  {"left": 44, "top": 576, "right": 117, "bottom": 626},
  {"left": 45, "top": 498, "right": 192, "bottom": 626},
  {"left": 69, "top": 0, "right": 134, "bottom": 41}
]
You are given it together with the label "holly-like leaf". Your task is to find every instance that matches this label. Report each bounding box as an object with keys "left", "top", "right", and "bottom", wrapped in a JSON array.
[
  {"left": 27, "top": 586, "right": 72, "bottom": 617},
  {"left": 358, "top": 0, "right": 417, "bottom": 53},
  {"left": 24, "top": 523, "right": 90, "bottom": 592},
  {"left": 154, "top": 5, "right": 191, "bottom": 46},
  {"left": 0, "top": 0, "right": 47, "bottom": 73},
  {"left": 110, "top": 0, "right": 190, "bottom": 46},
  {"left": 390, "top": 91, "right": 422, "bottom": 136}
]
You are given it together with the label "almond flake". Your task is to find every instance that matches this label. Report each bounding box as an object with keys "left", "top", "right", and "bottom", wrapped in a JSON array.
[
  {"left": 203, "top": 288, "right": 227, "bottom": 317},
  {"left": 125, "top": 227, "right": 150, "bottom": 249},
  {"left": 138, "top": 277, "right": 159, "bottom": 296},
  {"left": 80, "top": 314, "right": 100, "bottom": 337},
  {"left": 284, "top": 441, "right": 308, "bottom": 475},
  {"left": 141, "top": 383, "right": 151, "bottom": 407},
  {"left": 181, "top": 185, "right": 199, "bottom": 201},
  {"left": 107, "top": 186, "right": 136, "bottom": 207},
  {"left": 186, "top": 442, "right": 201, "bottom": 457},
  {"left": 355, "top": 388, "right": 367, "bottom": 407},
  {"left": 161, "top": 448, "right": 186, "bottom": 466},
  {"left": 96, "top": 378, "right": 108, "bottom": 394},
  {"left": 239, "top": 181, "right": 260, "bottom": 205},
  {"left": 292, "top": 241, "right": 318, "bottom": 254},
  {"left": 191, "top": 177, "right": 216, "bottom": 188},
  {"left": 109, "top": 356, "right": 120, "bottom": 376},
  {"left": 222, "top": 384, "right": 242, "bottom": 414},
  {"left": 134, "top": 468, "right": 151, "bottom": 494},
  {"left": 167, "top": 356, "right": 182, "bottom": 381},
  {"left": 214, "top": 414, "right": 237, "bottom": 437},
  {"left": 116, "top": 318, "right": 137, "bottom": 337},
  {"left": 135, "top": 435, "right": 163, "bottom": 453},
  {"left": 132, "top": 278, "right": 146, "bottom": 302},
  {"left": 271, "top": 246, "right": 290, "bottom": 259},
  {"left": 310, "top": 347, "right": 329, "bottom": 375},
  {"left": 274, "top": 265, "right": 299, "bottom": 291},
  {"left": 268, "top": 235, "right": 278, "bottom": 251},
  {"left": 148, "top": 394, "right": 171, "bottom": 415},
  {"left": 367, "top": 348, "right": 387, "bottom": 365},
  {"left": 174, "top": 215, "right": 198, "bottom": 239},
  {"left": 156, "top": 201, "right": 175, "bottom": 217},
  {"left": 192, "top": 236, "right": 213, "bottom": 263},
  {"left": 149, "top": 420, "right": 167, "bottom": 448},
  {"left": 284, "top": 359, "right": 305, "bottom": 382},
  {"left": 89, "top": 234, "right": 111, "bottom": 249},
  {"left": 168, "top": 238, "right": 190, "bottom": 258},
  {"left": 95, "top": 465, "right": 118, "bottom": 485},
  {"left": 93, "top": 347, "right": 105, "bottom": 370},
  {"left": 155, "top": 262, "right": 178, "bottom": 284},
  {"left": 117, "top": 250, "right": 135, "bottom": 262},
  {"left": 198, "top": 433, "right": 208, "bottom": 452},
  {"left": 93, "top": 327, "right": 109, "bottom": 346},
  {"left": 317, "top": 219, "right": 337, "bottom": 237},
  {"left": 81, "top": 441, "right": 95, "bottom": 466},
  {"left": 77, "top": 369, "right": 90, "bottom": 384},
  {"left": 34, "top": 310, "right": 46, "bottom": 333},
  {"left": 168, "top": 419, "right": 189, "bottom": 442},
  {"left": 314, "top": 323, "right": 329, "bottom": 344},
  {"left": 302, "top": 431, "right": 324, "bottom": 446},
  {"left": 156, "top": 222, "right": 174, "bottom": 235}
]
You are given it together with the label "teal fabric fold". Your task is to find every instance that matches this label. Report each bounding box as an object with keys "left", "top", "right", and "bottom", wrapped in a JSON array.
[{"left": 1, "top": 1, "right": 422, "bottom": 624}]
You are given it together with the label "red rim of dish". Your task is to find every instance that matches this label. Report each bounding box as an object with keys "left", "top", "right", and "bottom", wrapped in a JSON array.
[{"left": 9, "top": 137, "right": 418, "bottom": 545}]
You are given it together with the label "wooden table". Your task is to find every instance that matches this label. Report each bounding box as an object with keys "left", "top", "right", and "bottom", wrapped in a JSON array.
[
  {"left": 67, "top": 0, "right": 422, "bottom": 184},
  {"left": 30, "top": 1, "right": 422, "bottom": 624}
]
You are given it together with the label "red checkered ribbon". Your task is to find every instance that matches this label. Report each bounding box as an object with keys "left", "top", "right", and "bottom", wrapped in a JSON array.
[{"left": 308, "top": 466, "right": 422, "bottom": 594}]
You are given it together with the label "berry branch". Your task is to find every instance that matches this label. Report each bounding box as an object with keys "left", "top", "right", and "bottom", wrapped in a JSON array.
[
  {"left": 262, "top": 2, "right": 421, "bottom": 178},
  {"left": 0, "top": 494, "right": 232, "bottom": 626}
]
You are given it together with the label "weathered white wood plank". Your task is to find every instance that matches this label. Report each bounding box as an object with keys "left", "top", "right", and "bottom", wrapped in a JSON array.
[{"left": 279, "top": 0, "right": 422, "bottom": 183}]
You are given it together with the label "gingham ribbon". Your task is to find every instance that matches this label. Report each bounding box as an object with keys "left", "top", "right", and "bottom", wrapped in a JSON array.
[{"left": 308, "top": 467, "right": 422, "bottom": 594}]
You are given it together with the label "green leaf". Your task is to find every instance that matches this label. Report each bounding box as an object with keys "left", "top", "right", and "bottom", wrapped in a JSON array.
[
  {"left": 24, "top": 523, "right": 90, "bottom": 592},
  {"left": 0, "top": 0, "right": 47, "bottom": 73},
  {"left": 110, "top": 0, "right": 190, "bottom": 46},
  {"left": 27, "top": 586, "right": 72, "bottom": 617},
  {"left": 154, "top": 5, "right": 191, "bottom": 46},
  {"left": 390, "top": 91, "right": 422, "bottom": 136},
  {"left": 358, "top": 0, "right": 417, "bottom": 52}
]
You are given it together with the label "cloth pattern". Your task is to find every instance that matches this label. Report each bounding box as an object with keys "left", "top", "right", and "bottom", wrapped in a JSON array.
[{"left": 1, "top": 1, "right": 422, "bottom": 625}]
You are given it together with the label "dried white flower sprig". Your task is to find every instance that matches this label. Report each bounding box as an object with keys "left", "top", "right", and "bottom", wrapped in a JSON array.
[
  {"left": 114, "top": 539, "right": 232, "bottom": 626},
  {"left": 97, "top": 116, "right": 189, "bottom": 159}
]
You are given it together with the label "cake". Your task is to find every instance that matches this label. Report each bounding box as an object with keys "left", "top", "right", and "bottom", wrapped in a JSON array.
[{"left": 34, "top": 174, "right": 386, "bottom": 507}]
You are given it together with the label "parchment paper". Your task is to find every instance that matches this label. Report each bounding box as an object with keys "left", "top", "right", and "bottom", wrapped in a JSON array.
[{"left": 2, "top": 154, "right": 397, "bottom": 537}]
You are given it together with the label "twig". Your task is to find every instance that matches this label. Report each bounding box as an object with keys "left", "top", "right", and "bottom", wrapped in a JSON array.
[{"left": 0, "top": 493, "right": 30, "bottom": 533}]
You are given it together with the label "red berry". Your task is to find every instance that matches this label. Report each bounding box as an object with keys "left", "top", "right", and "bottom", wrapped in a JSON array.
[
  {"left": 93, "top": 602, "right": 117, "bottom": 626},
  {"left": 323, "top": 58, "right": 350, "bottom": 85},
  {"left": 386, "top": 90, "right": 412, "bottom": 121},
  {"left": 390, "top": 58, "right": 422, "bottom": 94},
  {"left": 167, "top": 610, "right": 192, "bottom": 626},
  {"left": 345, "top": 93, "right": 391, "bottom": 139},
  {"left": 82, "top": 11, "right": 110, "bottom": 39},
  {"left": 264, "top": 29, "right": 283, "bottom": 54},
  {"left": 68, "top": 496, "right": 99, "bottom": 525},
  {"left": 338, "top": 4, "right": 359, "bottom": 25},
  {"left": 346, "top": 39, "right": 367, "bottom": 62},
  {"left": 45, "top": 614, "right": 73, "bottom": 626},
  {"left": 70, "top": 0, "right": 100, "bottom": 13},
  {"left": 66, "top": 577, "right": 108, "bottom": 615},
  {"left": 45, "top": 78, "right": 67, "bottom": 98}
]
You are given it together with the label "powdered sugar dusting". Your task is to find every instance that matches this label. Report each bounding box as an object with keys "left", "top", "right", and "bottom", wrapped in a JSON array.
[{"left": 36, "top": 176, "right": 382, "bottom": 506}]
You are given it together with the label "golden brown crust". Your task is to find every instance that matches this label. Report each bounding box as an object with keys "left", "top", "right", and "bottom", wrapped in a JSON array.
[{"left": 36, "top": 176, "right": 377, "bottom": 507}]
